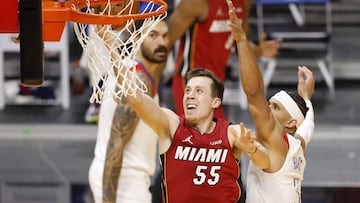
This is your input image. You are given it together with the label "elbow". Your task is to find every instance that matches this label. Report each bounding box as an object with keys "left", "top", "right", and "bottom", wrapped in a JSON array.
[
  {"left": 243, "top": 85, "right": 264, "bottom": 100},
  {"left": 242, "top": 79, "right": 265, "bottom": 97}
]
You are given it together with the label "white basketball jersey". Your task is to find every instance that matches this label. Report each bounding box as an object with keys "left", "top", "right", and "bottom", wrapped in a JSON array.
[
  {"left": 246, "top": 134, "right": 306, "bottom": 203},
  {"left": 88, "top": 76, "right": 158, "bottom": 202}
]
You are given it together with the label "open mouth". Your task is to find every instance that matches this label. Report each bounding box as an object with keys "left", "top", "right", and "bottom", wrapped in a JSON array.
[{"left": 186, "top": 104, "right": 197, "bottom": 112}]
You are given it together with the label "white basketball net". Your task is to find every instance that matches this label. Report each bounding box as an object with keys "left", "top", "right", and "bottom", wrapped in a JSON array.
[{"left": 72, "top": 0, "right": 167, "bottom": 103}]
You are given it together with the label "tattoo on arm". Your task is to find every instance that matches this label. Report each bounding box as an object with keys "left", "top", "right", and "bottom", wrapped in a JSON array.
[
  {"left": 102, "top": 71, "right": 155, "bottom": 202},
  {"left": 102, "top": 96, "right": 139, "bottom": 202}
]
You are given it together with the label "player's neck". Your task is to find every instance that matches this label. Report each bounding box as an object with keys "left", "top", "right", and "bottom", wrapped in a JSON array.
[{"left": 191, "top": 119, "right": 216, "bottom": 135}]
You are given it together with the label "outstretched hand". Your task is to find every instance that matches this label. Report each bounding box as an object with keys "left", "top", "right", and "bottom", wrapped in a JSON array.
[
  {"left": 227, "top": 0, "right": 247, "bottom": 42},
  {"left": 232, "top": 123, "right": 270, "bottom": 169},
  {"left": 297, "top": 66, "right": 315, "bottom": 100},
  {"left": 238, "top": 123, "right": 257, "bottom": 154},
  {"left": 258, "top": 33, "right": 282, "bottom": 58}
]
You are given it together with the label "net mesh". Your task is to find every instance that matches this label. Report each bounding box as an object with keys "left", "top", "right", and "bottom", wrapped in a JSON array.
[{"left": 72, "top": 0, "right": 167, "bottom": 103}]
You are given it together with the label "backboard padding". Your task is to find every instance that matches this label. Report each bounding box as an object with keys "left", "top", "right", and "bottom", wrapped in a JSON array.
[{"left": 19, "top": 0, "right": 44, "bottom": 86}]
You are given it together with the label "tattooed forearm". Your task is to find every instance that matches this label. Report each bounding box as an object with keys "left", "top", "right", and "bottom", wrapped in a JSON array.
[
  {"left": 102, "top": 96, "right": 139, "bottom": 202},
  {"left": 102, "top": 71, "right": 155, "bottom": 202}
]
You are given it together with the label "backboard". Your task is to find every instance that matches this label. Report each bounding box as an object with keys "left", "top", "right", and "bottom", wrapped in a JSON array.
[
  {"left": 0, "top": 0, "right": 167, "bottom": 90},
  {"left": 1, "top": 0, "right": 44, "bottom": 87}
]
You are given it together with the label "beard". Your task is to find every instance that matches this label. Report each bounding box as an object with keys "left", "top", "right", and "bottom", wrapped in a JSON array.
[{"left": 141, "top": 46, "right": 168, "bottom": 63}]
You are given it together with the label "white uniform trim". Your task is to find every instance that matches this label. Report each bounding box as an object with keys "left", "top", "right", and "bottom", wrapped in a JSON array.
[
  {"left": 246, "top": 134, "right": 306, "bottom": 203},
  {"left": 295, "top": 100, "right": 314, "bottom": 146}
]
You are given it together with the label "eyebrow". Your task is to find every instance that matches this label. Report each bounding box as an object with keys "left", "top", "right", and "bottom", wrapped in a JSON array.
[
  {"left": 149, "top": 30, "right": 157, "bottom": 34},
  {"left": 185, "top": 85, "right": 206, "bottom": 90}
]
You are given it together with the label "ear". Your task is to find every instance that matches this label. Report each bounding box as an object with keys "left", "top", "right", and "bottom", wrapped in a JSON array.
[
  {"left": 211, "top": 97, "right": 222, "bottom": 109},
  {"left": 285, "top": 118, "right": 297, "bottom": 129}
]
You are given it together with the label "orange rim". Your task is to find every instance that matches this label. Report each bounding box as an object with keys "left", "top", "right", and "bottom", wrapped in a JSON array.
[{"left": 43, "top": 0, "right": 168, "bottom": 25}]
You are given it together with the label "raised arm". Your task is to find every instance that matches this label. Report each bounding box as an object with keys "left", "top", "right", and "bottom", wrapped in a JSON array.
[
  {"left": 125, "top": 88, "right": 174, "bottom": 137},
  {"left": 295, "top": 66, "right": 315, "bottom": 151},
  {"left": 100, "top": 28, "right": 171, "bottom": 202},
  {"left": 98, "top": 26, "right": 178, "bottom": 151},
  {"left": 227, "top": 0, "right": 278, "bottom": 141}
]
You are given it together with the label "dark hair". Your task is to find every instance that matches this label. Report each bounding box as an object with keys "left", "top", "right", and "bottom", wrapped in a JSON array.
[
  {"left": 287, "top": 91, "right": 308, "bottom": 117},
  {"left": 185, "top": 68, "right": 224, "bottom": 101}
]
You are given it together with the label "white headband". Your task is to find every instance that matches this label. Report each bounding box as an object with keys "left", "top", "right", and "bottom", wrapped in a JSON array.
[{"left": 271, "top": 90, "right": 304, "bottom": 128}]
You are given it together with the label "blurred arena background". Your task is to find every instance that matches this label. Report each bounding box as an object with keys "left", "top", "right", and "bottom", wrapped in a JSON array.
[{"left": 0, "top": 0, "right": 359, "bottom": 202}]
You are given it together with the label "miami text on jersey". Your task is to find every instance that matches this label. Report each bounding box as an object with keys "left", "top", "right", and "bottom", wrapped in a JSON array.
[{"left": 174, "top": 146, "right": 228, "bottom": 163}]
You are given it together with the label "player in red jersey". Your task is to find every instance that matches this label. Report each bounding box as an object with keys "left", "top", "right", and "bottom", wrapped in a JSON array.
[
  {"left": 167, "top": 0, "right": 282, "bottom": 119},
  {"left": 162, "top": 116, "right": 240, "bottom": 202},
  {"left": 166, "top": 1, "right": 281, "bottom": 201},
  {"left": 97, "top": 17, "right": 267, "bottom": 202},
  {"left": 114, "top": 67, "right": 267, "bottom": 203}
]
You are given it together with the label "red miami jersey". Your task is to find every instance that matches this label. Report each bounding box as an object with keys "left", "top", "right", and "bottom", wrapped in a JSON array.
[
  {"left": 161, "top": 117, "right": 240, "bottom": 203},
  {"left": 172, "top": 0, "right": 246, "bottom": 118}
]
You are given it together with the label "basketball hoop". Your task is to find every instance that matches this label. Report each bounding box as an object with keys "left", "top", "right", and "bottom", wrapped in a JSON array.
[
  {"left": 43, "top": 0, "right": 167, "bottom": 25},
  {"left": 43, "top": 0, "right": 167, "bottom": 103}
]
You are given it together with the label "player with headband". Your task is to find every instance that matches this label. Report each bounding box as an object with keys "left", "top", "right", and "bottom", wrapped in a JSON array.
[
  {"left": 272, "top": 89, "right": 314, "bottom": 149},
  {"left": 227, "top": 0, "right": 315, "bottom": 202}
]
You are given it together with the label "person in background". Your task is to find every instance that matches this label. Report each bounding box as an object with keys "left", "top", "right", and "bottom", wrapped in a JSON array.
[{"left": 168, "top": 0, "right": 282, "bottom": 119}]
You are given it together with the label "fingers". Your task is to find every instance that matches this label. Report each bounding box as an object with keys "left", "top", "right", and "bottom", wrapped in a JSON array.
[
  {"left": 227, "top": 0, "right": 235, "bottom": 18},
  {"left": 260, "top": 33, "right": 267, "bottom": 42},
  {"left": 258, "top": 33, "right": 282, "bottom": 58},
  {"left": 227, "top": 0, "right": 241, "bottom": 26},
  {"left": 227, "top": 0, "right": 234, "bottom": 10},
  {"left": 245, "top": 128, "right": 255, "bottom": 141},
  {"left": 260, "top": 33, "right": 282, "bottom": 45},
  {"left": 270, "top": 37, "right": 282, "bottom": 51},
  {"left": 298, "top": 65, "right": 314, "bottom": 81},
  {"left": 227, "top": 0, "right": 248, "bottom": 43},
  {"left": 239, "top": 123, "right": 248, "bottom": 139},
  {"left": 239, "top": 123, "right": 254, "bottom": 140},
  {"left": 298, "top": 65, "right": 312, "bottom": 74},
  {"left": 297, "top": 65, "right": 315, "bottom": 99},
  {"left": 298, "top": 66, "right": 305, "bottom": 83},
  {"left": 274, "top": 38, "right": 282, "bottom": 48},
  {"left": 239, "top": 122, "right": 245, "bottom": 135},
  {"left": 303, "top": 66, "right": 314, "bottom": 79}
]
